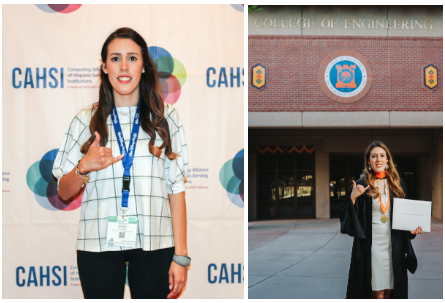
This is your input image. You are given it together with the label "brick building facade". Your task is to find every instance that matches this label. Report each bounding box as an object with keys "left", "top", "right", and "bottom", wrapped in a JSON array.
[
  {"left": 248, "top": 6, "right": 443, "bottom": 221},
  {"left": 249, "top": 35, "right": 442, "bottom": 112}
]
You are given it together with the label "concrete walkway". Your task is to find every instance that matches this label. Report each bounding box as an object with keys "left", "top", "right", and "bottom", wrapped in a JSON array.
[{"left": 248, "top": 218, "right": 443, "bottom": 299}]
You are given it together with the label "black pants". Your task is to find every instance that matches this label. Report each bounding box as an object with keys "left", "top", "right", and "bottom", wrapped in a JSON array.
[{"left": 77, "top": 247, "right": 174, "bottom": 299}]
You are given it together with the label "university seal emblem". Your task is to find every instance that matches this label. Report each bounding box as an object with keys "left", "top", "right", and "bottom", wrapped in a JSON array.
[
  {"left": 319, "top": 50, "right": 373, "bottom": 103},
  {"left": 424, "top": 65, "right": 438, "bottom": 90},
  {"left": 252, "top": 63, "right": 267, "bottom": 89}
]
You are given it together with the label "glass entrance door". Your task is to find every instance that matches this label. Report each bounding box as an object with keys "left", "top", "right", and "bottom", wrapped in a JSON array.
[
  {"left": 257, "top": 147, "right": 315, "bottom": 220},
  {"left": 330, "top": 155, "right": 364, "bottom": 218},
  {"left": 392, "top": 156, "right": 417, "bottom": 199}
]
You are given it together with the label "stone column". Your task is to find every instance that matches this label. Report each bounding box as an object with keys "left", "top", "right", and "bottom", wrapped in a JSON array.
[
  {"left": 431, "top": 129, "right": 443, "bottom": 219},
  {"left": 315, "top": 152, "right": 330, "bottom": 218}
]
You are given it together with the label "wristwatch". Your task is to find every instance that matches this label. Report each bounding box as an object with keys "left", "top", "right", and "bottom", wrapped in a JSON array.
[{"left": 173, "top": 254, "right": 191, "bottom": 267}]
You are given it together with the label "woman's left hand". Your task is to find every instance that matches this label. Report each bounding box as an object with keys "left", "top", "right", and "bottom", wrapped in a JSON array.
[
  {"left": 167, "top": 261, "right": 187, "bottom": 299},
  {"left": 410, "top": 226, "right": 422, "bottom": 235}
]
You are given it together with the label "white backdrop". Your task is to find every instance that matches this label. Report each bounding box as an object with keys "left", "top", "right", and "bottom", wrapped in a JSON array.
[{"left": 2, "top": 4, "right": 244, "bottom": 299}]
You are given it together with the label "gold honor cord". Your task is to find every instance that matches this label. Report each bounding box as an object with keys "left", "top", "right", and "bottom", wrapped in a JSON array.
[{"left": 378, "top": 189, "right": 390, "bottom": 223}]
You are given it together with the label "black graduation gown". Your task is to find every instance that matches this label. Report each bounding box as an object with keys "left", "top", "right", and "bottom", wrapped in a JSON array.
[{"left": 338, "top": 179, "right": 417, "bottom": 299}]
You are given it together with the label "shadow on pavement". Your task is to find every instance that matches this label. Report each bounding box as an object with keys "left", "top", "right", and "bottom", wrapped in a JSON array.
[{"left": 248, "top": 218, "right": 443, "bottom": 299}]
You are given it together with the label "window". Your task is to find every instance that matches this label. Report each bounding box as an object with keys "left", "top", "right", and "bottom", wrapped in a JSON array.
[{"left": 257, "top": 146, "right": 315, "bottom": 219}]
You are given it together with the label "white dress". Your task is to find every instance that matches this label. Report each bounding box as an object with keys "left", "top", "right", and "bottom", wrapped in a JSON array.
[{"left": 371, "top": 180, "right": 394, "bottom": 290}]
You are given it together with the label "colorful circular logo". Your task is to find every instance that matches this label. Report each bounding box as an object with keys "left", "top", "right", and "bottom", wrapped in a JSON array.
[
  {"left": 35, "top": 4, "right": 82, "bottom": 14},
  {"left": 325, "top": 56, "right": 366, "bottom": 98},
  {"left": 319, "top": 50, "right": 373, "bottom": 104},
  {"left": 26, "top": 149, "right": 82, "bottom": 211},
  {"left": 230, "top": 4, "right": 244, "bottom": 12},
  {"left": 219, "top": 149, "right": 244, "bottom": 208},
  {"left": 148, "top": 46, "right": 186, "bottom": 105}
]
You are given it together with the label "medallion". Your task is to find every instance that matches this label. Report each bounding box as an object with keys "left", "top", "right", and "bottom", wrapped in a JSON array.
[{"left": 381, "top": 214, "right": 388, "bottom": 223}]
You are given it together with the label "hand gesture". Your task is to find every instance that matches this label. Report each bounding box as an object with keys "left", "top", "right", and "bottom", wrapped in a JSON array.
[
  {"left": 78, "top": 132, "right": 124, "bottom": 173},
  {"left": 410, "top": 226, "right": 422, "bottom": 235},
  {"left": 167, "top": 261, "right": 187, "bottom": 299},
  {"left": 350, "top": 180, "right": 369, "bottom": 205}
]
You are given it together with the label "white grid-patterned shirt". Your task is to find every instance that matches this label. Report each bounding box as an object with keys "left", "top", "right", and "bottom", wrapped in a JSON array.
[{"left": 52, "top": 103, "right": 188, "bottom": 252}]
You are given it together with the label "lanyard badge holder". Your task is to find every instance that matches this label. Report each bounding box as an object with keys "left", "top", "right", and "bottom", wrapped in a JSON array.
[
  {"left": 112, "top": 100, "right": 140, "bottom": 215},
  {"left": 121, "top": 176, "right": 131, "bottom": 218},
  {"left": 106, "top": 100, "right": 141, "bottom": 248}
]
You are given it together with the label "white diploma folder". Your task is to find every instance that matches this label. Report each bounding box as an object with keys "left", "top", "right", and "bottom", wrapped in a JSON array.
[{"left": 392, "top": 198, "right": 431, "bottom": 233}]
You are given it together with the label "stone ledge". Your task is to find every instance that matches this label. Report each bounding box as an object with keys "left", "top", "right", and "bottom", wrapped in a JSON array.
[
  {"left": 248, "top": 111, "right": 443, "bottom": 128},
  {"left": 303, "top": 111, "right": 389, "bottom": 128},
  {"left": 390, "top": 112, "right": 443, "bottom": 128},
  {"left": 248, "top": 112, "right": 303, "bottom": 127}
]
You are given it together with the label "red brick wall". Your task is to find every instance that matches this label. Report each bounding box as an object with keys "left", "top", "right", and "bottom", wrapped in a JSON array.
[{"left": 248, "top": 35, "right": 443, "bottom": 112}]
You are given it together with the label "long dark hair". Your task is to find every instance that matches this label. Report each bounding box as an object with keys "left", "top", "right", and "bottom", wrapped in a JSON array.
[
  {"left": 363, "top": 141, "right": 405, "bottom": 198},
  {"left": 80, "top": 27, "right": 177, "bottom": 160}
]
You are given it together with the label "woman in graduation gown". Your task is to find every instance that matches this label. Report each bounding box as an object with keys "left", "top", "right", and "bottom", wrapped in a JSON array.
[{"left": 339, "top": 141, "right": 422, "bottom": 299}]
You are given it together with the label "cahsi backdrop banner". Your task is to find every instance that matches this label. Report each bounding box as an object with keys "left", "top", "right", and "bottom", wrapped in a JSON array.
[{"left": 2, "top": 4, "right": 244, "bottom": 299}]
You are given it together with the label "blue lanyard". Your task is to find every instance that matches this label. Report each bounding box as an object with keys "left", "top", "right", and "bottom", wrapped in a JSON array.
[{"left": 111, "top": 100, "right": 140, "bottom": 208}]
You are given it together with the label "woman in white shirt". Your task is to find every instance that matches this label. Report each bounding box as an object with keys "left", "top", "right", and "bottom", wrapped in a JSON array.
[{"left": 53, "top": 27, "right": 189, "bottom": 299}]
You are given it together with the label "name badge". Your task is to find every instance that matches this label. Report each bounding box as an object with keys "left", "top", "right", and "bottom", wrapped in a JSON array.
[{"left": 106, "top": 216, "right": 138, "bottom": 248}]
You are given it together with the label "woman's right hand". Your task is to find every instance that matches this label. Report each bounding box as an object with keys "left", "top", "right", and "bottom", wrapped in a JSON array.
[
  {"left": 350, "top": 180, "right": 369, "bottom": 205},
  {"left": 78, "top": 132, "right": 124, "bottom": 173}
]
